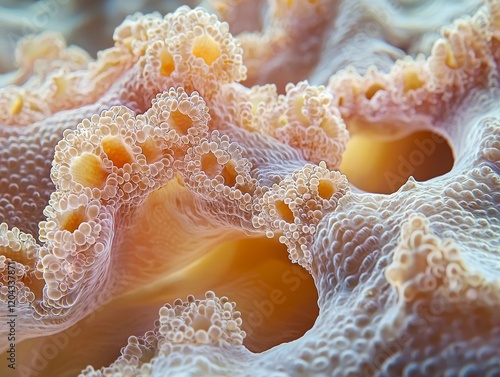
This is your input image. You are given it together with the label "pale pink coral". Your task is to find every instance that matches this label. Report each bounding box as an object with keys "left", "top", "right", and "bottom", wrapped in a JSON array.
[{"left": 0, "top": 1, "right": 499, "bottom": 377}]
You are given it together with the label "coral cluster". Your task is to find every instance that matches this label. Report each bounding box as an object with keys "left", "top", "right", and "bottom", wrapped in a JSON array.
[
  {"left": 0, "top": 0, "right": 499, "bottom": 376},
  {"left": 0, "top": 0, "right": 198, "bottom": 77}
]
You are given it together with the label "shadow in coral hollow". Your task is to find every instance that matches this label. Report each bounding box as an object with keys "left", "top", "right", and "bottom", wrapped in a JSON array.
[
  {"left": 340, "top": 129, "right": 455, "bottom": 194},
  {"left": 15, "top": 236, "right": 319, "bottom": 376}
]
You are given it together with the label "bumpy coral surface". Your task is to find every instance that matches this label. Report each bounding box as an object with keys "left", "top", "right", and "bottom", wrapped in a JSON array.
[{"left": 0, "top": 0, "right": 499, "bottom": 376}]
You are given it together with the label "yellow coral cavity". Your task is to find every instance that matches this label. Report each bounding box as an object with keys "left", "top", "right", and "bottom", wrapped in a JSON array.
[
  {"left": 57, "top": 206, "right": 87, "bottom": 233},
  {"left": 403, "top": 70, "right": 425, "bottom": 92},
  {"left": 221, "top": 160, "right": 238, "bottom": 186},
  {"left": 70, "top": 153, "right": 108, "bottom": 188},
  {"left": 159, "top": 49, "right": 175, "bottom": 76},
  {"left": 317, "top": 179, "right": 336, "bottom": 199},
  {"left": 10, "top": 94, "right": 23, "bottom": 115},
  {"left": 275, "top": 200, "right": 294, "bottom": 223},
  {"left": 138, "top": 137, "right": 162, "bottom": 163},
  {"left": 201, "top": 151, "right": 221, "bottom": 178},
  {"left": 169, "top": 110, "right": 193, "bottom": 135},
  {"left": 364, "top": 83, "right": 385, "bottom": 99},
  {"left": 293, "top": 94, "right": 310, "bottom": 126},
  {"left": 172, "top": 236, "right": 319, "bottom": 351},
  {"left": 444, "top": 42, "right": 459, "bottom": 69},
  {"left": 53, "top": 76, "right": 68, "bottom": 99},
  {"left": 319, "top": 117, "right": 340, "bottom": 138},
  {"left": 340, "top": 130, "right": 454, "bottom": 193},
  {"left": 192, "top": 33, "right": 221, "bottom": 65},
  {"left": 221, "top": 237, "right": 318, "bottom": 351},
  {"left": 101, "top": 136, "right": 134, "bottom": 168}
]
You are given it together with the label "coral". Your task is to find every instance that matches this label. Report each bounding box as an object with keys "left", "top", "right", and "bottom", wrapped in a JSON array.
[
  {"left": 0, "top": 1, "right": 499, "bottom": 377},
  {"left": 81, "top": 291, "right": 246, "bottom": 376},
  {"left": 0, "top": 1, "right": 198, "bottom": 77},
  {"left": 386, "top": 213, "right": 500, "bottom": 305}
]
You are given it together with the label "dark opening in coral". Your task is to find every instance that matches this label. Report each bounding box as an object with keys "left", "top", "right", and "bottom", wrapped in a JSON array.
[
  {"left": 339, "top": 129, "right": 455, "bottom": 194},
  {"left": 209, "top": 236, "right": 319, "bottom": 352}
]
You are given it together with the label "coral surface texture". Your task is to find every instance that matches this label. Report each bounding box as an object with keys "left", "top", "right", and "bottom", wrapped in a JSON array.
[{"left": 0, "top": 0, "right": 499, "bottom": 376}]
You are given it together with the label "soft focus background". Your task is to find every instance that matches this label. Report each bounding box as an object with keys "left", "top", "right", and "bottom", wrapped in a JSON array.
[{"left": 0, "top": 0, "right": 199, "bottom": 73}]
